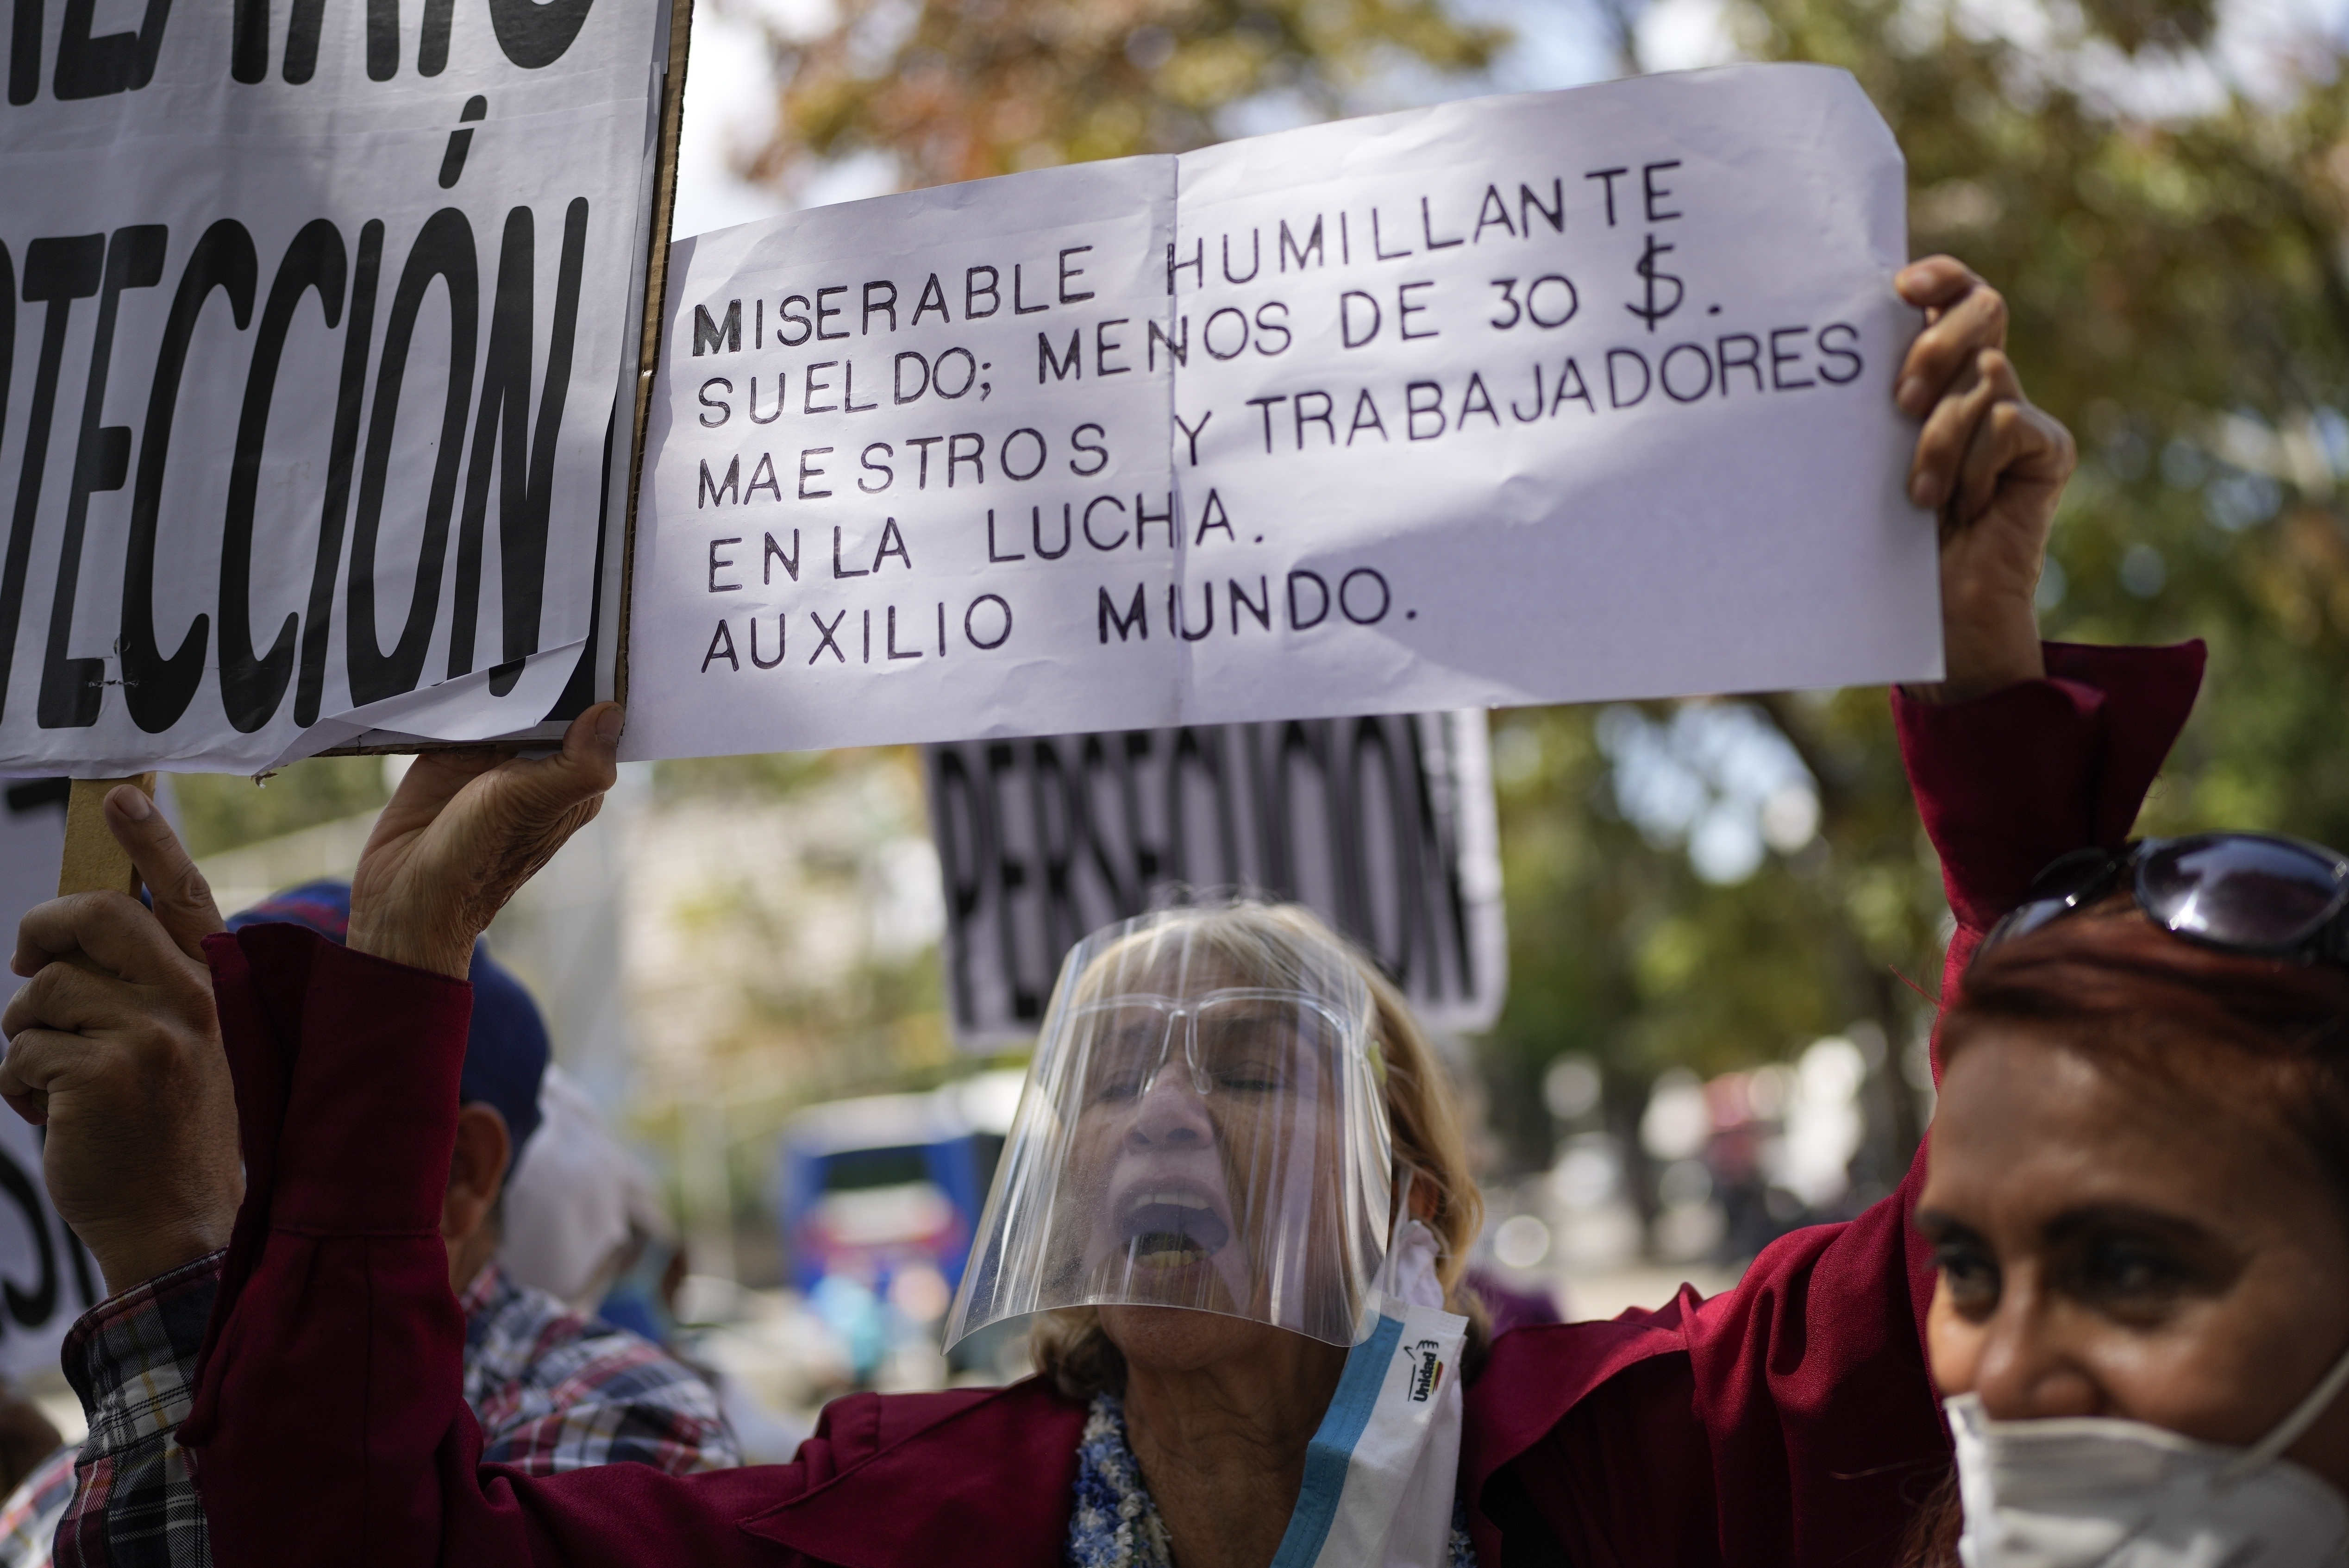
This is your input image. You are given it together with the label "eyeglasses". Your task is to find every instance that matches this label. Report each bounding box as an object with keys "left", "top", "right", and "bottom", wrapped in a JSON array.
[
  {"left": 1068, "top": 990, "right": 1359, "bottom": 1103},
  {"left": 1978, "top": 832, "right": 2349, "bottom": 967}
]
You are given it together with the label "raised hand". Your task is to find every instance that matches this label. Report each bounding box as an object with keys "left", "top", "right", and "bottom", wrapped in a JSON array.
[
  {"left": 0, "top": 791, "right": 237, "bottom": 1296},
  {"left": 1895, "top": 256, "right": 2078, "bottom": 703},
  {"left": 346, "top": 703, "right": 623, "bottom": 980}
]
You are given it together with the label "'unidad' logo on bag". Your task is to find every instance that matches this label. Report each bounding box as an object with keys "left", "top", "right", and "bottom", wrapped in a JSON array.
[{"left": 1406, "top": 1339, "right": 1445, "bottom": 1402}]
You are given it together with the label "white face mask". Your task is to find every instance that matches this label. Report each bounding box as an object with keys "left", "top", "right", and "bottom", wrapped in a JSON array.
[{"left": 1948, "top": 1342, "right": 2349, "bottom": 1568}]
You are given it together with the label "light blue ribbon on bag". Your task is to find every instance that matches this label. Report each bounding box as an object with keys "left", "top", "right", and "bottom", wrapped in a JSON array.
[{"left": 1268, "top": 1314, "right": 1408, "bottom": 1568}]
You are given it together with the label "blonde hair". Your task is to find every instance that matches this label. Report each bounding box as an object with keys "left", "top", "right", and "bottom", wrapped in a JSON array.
[{"left": 1030, "top": 902, "right": 1488, "bottom": 1397}]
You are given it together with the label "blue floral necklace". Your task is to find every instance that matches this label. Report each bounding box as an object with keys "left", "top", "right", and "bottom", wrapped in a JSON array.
[{"left": 1068, "top": 1395, "right": 1174, "bottom": 1568}]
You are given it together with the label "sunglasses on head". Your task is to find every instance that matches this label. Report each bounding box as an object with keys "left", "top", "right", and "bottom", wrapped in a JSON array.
[{"left": 1978, "top": 832, "right": 2349, "bottom": 967}]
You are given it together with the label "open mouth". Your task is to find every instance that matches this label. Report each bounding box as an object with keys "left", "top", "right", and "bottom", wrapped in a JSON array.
[{"left": 1119, "top": 1189, "right": 1232, "bottom": 1270}]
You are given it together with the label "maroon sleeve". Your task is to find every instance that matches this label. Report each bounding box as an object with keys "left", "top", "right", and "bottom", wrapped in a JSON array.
[
  {"left": 1474, "top": 1175, "right": 1942, "bottom": 1568},
  {"left": 176, "top": 925, "right": 819, "bottom": 1568},
  {"left": 1472, "top": 642, "right": 2205, "bottom": 1568},
  {"left": 1894, "top": 640, "right": 2205, "bottom": 1030},
  {"left": 1497, "top": 1357, "right": 1719, "bottom": 1568},
  {"left": 182, "top": 924, "right": 475, "bottom": 1564}
]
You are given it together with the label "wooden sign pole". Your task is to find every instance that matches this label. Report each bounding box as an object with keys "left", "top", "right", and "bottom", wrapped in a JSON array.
[{"left": 58, "top": 776, "right": 156, "bottom": 899}]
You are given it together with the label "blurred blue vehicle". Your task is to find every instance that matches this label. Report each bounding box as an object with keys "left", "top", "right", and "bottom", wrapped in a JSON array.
[{"left": 775, "top": 1073, "right": 1022, "bottom": 1303}]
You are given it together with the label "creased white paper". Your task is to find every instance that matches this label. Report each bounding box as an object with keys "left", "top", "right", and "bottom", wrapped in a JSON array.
[
  {"left": 261, "top": 635, "right": 587, "bottom": 771},
  {"left": 626, "top": 64, "right": 1937, "bottom": 762}
]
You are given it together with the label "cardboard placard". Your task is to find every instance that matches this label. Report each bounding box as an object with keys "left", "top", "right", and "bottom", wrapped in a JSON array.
[{"left": 0, "top": 0, "right": 681, "bottom": 777}]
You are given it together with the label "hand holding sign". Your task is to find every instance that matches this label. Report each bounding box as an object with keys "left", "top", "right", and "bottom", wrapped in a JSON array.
[
  {"left": 1894, "top": 257, "right": 2078, "bottom": 703},
  {"left": 0, "top": 701, "right": 618, "bottom": 1299},
  {"left": 99, "top": 786, "right": 232, "bottom": 957},
  {"left": 0, "top": 821, "right": 238, "bottom": 1296},
  {"left": 347, "top": 702, "right": 624, "bottom": 979}
]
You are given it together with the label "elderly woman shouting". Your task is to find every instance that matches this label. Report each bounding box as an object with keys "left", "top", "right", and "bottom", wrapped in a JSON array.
[{"left": 0, "top": 252, "right": 2201, "bottom": 1568}]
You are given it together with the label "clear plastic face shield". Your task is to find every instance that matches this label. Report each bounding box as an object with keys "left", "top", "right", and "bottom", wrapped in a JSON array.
[{"left": 944, "top": 904, "right": 1394, "bottom": 1350}]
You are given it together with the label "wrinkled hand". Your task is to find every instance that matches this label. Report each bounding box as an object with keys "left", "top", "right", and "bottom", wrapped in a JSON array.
[
  {"left": 346, "top": 703, "right": 622, "bottom": 980},
  {"left": 0, "top": 791, "right": 237, "bottom": 1297},
  {"left": 1895, "top": 256, "right": 2077, "bottom": 703}
]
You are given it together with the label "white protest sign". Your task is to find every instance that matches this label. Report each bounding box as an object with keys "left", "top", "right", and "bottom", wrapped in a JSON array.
[
  {"left": 633, "top": 156, "right": 1183, "bottom": 744},
  {"left": 926, "top": 712, "right": 1503, "bottom": 1045},
  {"left": 0, "top": 1110, "right": 98, "bottom": 1380},
  {"left": 0, "top": 0, "right": 670, "bottom": 776},
  {"left": 627, "top": 63, "right": 1936, "bottom": 761},
  {"left": 1167, "top": 69, "right": 1928, "bottom": 718},
  {"left": 0, "top": 782, "right": 101, "bottom": 1376}
]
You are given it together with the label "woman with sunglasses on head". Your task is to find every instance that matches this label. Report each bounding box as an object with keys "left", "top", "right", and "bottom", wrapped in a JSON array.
[
  {"left": 1897, "top": 836, "right": 2349, "bottom": 1565},
  {"left": 1449, "top": 261, "right": 2209, "bottom": 1565},
  {"left": 0, "top": 252, "right": 2208, "bottom": 1568}
]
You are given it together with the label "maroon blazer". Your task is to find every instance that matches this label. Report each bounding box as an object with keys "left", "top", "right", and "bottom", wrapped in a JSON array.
[{"left": 176, "top": 642, "right": 2204, "bottom": 1568}]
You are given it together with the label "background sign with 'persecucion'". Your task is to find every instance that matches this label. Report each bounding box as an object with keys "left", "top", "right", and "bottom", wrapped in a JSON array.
[{"left": 926, "top": 711, "right": 1504, "bottom": 1046}]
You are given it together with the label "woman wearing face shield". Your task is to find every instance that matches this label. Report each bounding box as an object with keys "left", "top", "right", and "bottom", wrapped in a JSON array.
[
  {"left": 0, "top": 252, "right": 2210, "bottom": 1568},
  {"left": 954, "top": 903, "right": 1490, "bottom": 1567}
]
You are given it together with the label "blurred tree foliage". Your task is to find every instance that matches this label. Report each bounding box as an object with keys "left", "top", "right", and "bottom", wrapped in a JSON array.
[
  {"left": 744, "top": 0, "right": 1502, "bottom": 189},
  {"left": 175, "top": 750, "right": 831, "bottom": 862},
  {"left": 1744, "top": 0, "right": 2349, "bottom": 848},
  {"left": 1483, "top": 690, "right": 1946, "bottom": 1188}
]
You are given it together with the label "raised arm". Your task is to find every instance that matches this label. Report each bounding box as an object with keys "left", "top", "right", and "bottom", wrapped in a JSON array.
[
  {"left": 6, "top": 711, "right": 747, "bottom": 1566},
  {"left": 1885, "top": 258, "right": 2202, "bottom": 1012},
  {"left": 0, "top": 785, "right": 242, "bottom": 1568},
  {"left": 190, "top": 711, "right": 636, "bottom": 1565},
  {"left": 1466, "top": 258, "right": 2205, "bottom": 1568}
]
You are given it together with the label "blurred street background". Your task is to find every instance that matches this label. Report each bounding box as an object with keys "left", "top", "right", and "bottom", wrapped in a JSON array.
[{"left": 168, "top": 0, "right": 2349, "bottom": 1450}]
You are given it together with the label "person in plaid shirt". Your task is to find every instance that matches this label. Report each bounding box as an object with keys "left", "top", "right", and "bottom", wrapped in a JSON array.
[
  {"left": 0, "top": 1249, "right": 738, "bottom": 1568},
  {"left": 0, "top": 883, "right": 737, "bottom": 1568}
]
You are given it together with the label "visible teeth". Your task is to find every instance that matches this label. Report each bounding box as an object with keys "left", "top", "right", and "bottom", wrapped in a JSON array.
[
  {"left": 1127, "top": 1190, "right": 1210, "bottom": 1214},
  {"left": 1134, "top": 1247, "right": 1200, "bottom": 1270}
]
